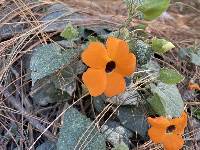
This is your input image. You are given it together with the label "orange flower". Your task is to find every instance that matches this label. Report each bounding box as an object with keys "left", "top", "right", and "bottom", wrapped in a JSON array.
[
  {"left": 147, "top": 112, "right": 187, "bottom": 150},
  {"left": 81, "top": 37, "right": 136, "bottom": 97},
  {"left": 188, "top": 82, "right": 200, "bottom": 91}
]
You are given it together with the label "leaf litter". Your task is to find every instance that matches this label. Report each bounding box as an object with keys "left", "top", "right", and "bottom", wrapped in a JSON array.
[{"left": 0, "top": 0, "right": 200, "bottom": 150}]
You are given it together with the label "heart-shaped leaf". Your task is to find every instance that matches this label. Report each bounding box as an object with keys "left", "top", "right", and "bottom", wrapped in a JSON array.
[
  {"left": 148, "top": 93, "right": 166, "bottom": 116},
  {"left": 150, "top": 82, "right": 184, "bottom": 118},
  {"left": 138, "top": 0, "right": 170, "bottom": 21},
  {"left": 112, "top": 144, "right": 129, "bottom": 150},
  {"left": 60, "top": 23, "right": 79, "bottom": 40},
  {"left": 159, "top": 68, "right": 184, "bottom": 84},
  {"left": 130, "top": 40, "right": 153, "bottom": 65},
  {"left": 36, "top": 141, "right": 56, "bottom": 150},
  {"left": 101, "top": 121, "right": 133, "bottom": 147},
  {"left": 107, "top": 90, "right": 141, "bottom": 105},
  {"left": 152, "top": 37, "right": 175, "bottom": 54},
  {"left": 30, "top": 43, "right": 78, "bottom": 85},
  {"left": 117, "top": 106, "right": 148, "bottom": 139},
  {"left": 57, "top": 107, "right": 106, "bottom": 150},
  {"left": 191, "top": 51, "right": 200, "bottom": 66}
]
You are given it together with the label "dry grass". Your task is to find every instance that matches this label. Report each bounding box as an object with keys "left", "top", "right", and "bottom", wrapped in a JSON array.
[{"left": 0, "top": 0, "right": 200, "bottom": 150}]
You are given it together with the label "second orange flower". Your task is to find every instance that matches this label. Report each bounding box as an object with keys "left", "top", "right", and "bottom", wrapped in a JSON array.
[
  {"left": 148, "top": 112, "right": 187, "bottom": 150},
  {"left": 81, "top": 37, "right": 136, "bottom": 97}
]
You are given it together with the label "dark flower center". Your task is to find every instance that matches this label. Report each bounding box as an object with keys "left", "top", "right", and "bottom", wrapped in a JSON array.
[
  {"left": 149, "top": 114, "right": 160, "bottom": 118},
  {"left": 166, "top": 125, "right": 176, "bottom": 133},
  {"left": 105, "top": 61, "right": 116, "bottom": 73}
]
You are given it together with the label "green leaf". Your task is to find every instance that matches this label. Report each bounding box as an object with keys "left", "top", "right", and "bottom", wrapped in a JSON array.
[
  {"left": 57, "top": 107, "right": 106, "bottom": 150},
  {"left": 152, "top": 37, "right": 175, "bottom": 54},
  {"left": 52, "top": 61, "right": 86, "bottom": 96},
  {"left": 109, "top": 28, "right": 130, "bottom": 40},
  {"left": 148, "top": 93, "right": 167, "bottom": 116},
  {"left": 31, "top": 80, "right": 70, "bottom": 106},
  {"left": 60, "top": 23, "right": 79, "bottom": 40},
  {"left": 130, "top": 40, "right": 153, "bottom": 65},
  {"left": 123, "top": 0, "right": 144, "bottom": 6},
  {"left": 112, "top": 144, "right": 129, "bottom": 150},
  {"left": 159, "top": 68, "right": 184, "bottom": 84},
  {"left": 192, "top": 107, "right": 200, "bottom": 120},
  {"left": 150, "top": 82, "right": 184, "bottom": 118},
  {"left": 30, "top": 43, "right": 78, "bottom": 85},
  {"left": 191, "top": 51, "right": 200, "bottom": 66},
  {"left": 123, "top": 0, "right": 144, "bottom": 16},
  {"left": 101, "top": 121, "right": 132, "bottom": 147},
  {"left": 143, "top": 60, "right": 160, "bottom": 77},
  {"left": 178, "top": 48, "right": 190, "bottom": 59},
  {"left": 107, "top": 90, "right": 141, "bottom": 105},
  {"left": 88, "top": 35, "right": 99, "bottom": 42},
  {"left": 135, "top": 23, "right": 148, "bottom": 30},
  {"left": 117, "top": 106, "right": 148, "bottom": 139},
  {"left": 138, "top": 0, "right": 170, "bottom": 21},
  {"left": 93, "top": 96, "right": 106, "bottom": 113}
]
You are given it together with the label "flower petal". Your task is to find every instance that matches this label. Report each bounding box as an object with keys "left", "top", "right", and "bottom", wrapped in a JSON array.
[
  {"left": 171, "top": 112, "right": 187, "bottom": 135},
  {"left": 148, "top": 117, "right": 170, "bottom": 128},
  {"left": 106, "top": 37, "right": 136, "bottom": 76},
  {"left": 104, "top": 71, "right": 125, "bottom": 97},
  {"left": 115, "top": 53, "right": 137, "bottom": 76},
  {"left": 106, "top": 37, "right": 129, "bottom": 59},
  {"left": 81, "top": 42, "right": 109, "bottom": 69},
  {"left": 148, "top": 127, "right": 165, "bottom": 143},
  {"left": 163, "top": 134, "right": 184, "bottom": 150},
  {"left": 82, "top": 68, "right": 107, "bottom": 96}
]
